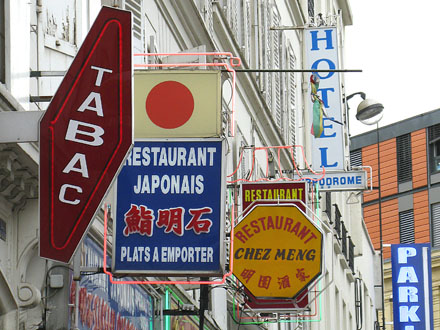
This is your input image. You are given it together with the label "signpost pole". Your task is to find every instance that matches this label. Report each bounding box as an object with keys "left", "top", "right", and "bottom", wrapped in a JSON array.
[{"left": 199, "top": 277, "right": 209, "bottom": 330}]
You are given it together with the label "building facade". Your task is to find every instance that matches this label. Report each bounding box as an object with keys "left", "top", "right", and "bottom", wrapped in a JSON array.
[
  {"left": 1, "top": 0, "right": 379, "bottom": 329},
  {"left": 351, "top": 108, "right": 440, "bottom": 329}
]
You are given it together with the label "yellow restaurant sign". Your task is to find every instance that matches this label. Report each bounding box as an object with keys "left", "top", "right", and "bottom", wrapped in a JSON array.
[{"left": 233, "top": 204, "right": 323, "bottom": 299}]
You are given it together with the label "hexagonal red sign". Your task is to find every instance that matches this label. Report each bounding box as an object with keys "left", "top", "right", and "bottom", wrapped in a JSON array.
[
  {"left": 39, "top": 7, "right": 132, "bottom": 263},
  {"left": 233, "top": 204, "right": 323, "bottom": 299}
]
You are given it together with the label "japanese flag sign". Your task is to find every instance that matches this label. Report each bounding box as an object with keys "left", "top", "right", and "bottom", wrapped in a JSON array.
[{"left": 134, "top": 71, "right": 222, "bottom": 138}]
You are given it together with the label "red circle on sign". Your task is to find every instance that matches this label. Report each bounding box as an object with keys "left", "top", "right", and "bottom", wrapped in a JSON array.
[{"left": 145, "top": 81, "right": 194, "bottom": 129}]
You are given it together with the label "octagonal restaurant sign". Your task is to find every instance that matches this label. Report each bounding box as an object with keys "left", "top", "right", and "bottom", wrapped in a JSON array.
[{"left": 233, "top": 204, "right": 323, "bottom": 299}]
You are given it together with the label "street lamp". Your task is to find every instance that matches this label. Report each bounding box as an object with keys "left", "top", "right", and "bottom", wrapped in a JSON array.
[
  {"left": 347, "top": 92, "right": 385, "bottom": 329},
  {"left": 356, "top": 98, "right": 384, "bottom": 126}
]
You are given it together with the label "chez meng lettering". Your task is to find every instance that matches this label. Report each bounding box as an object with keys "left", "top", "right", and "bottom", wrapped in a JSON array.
[{"left": 235, "top": 248, "right": 316, "bottom": 261}]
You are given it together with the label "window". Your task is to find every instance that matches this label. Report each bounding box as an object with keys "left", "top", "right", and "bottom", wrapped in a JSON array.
[
  {"left": 399, "top": 209, "right": 415, "bottom": 244},
  {"left": 348, "top": 237, "right": 355, "bottom": 273},
  {"left": 431, "top": 202, "right": 440, "bottom": 247},
  {"left": 324, "top": 192, "right": 332, "bottom": 221},
  {"left": 396, "top": 134, "right": 412, "bottom": 183},
  {"left": 428, "top": 124, "right": 440, "bottom": 173},
  {"left": 341, "top": 221, "right": 347, "bottom": 258},
  {"left": 334, "top": 203, "right": 341, "bottom": 239},
  {"left": 0, "top": 0, "right": 5, "bottom": 84}
]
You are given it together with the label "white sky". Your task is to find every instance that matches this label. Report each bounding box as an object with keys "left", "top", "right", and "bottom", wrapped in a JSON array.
[{"left": 344, "top": 1, "right": 440, "bottom": 136}]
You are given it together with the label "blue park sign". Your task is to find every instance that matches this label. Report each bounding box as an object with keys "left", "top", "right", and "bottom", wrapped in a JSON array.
[{"left": 391, "top": 244, "right": 433, "bottom": 330}]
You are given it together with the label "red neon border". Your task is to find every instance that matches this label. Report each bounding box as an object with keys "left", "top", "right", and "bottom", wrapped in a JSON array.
[
  {"left": 233, "top": 187, "right": 322, "bottom": 321},
  {"left": 100, "top": 52, "right": 240, "bottom": 285},
  {"left": 102, "top": 201, "right": 235, "bottom": 286},
  {"left": 227, "top": 145, "right": 325, "bottom": 184},
  {"left": 100, "top": 53, "right": 328, "bottom": 291},
  {"left": 233, "top": 279, "right": 319, "bottom": 321},
  {"left": 50, "top": 19, "right": 125, "bottom": 250},
  {"left": 134, "top": 52, "right": 240, "bottom": 137}
]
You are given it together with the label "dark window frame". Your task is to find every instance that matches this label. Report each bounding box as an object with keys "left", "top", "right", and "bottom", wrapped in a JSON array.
[
  {"left": 428, "top": 124, "right": 440, "bottom": 173},
  {"left": 324, "top": 192, "right": 332, "bottom": 222},
  {"left": 0, "top": 0, "right": 5, "bottom": 84}
]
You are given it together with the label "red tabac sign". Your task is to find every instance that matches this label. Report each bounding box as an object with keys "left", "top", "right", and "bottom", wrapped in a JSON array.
[{"left": 39, "top": 6, "right": 133, "bottom": 263}]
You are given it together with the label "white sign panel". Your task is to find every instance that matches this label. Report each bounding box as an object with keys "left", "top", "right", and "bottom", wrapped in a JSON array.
[
  {"left": 302, "top": 171, "right": 368, "bottom": 191},
  {"left": 305, "top": 27, "right": 344, "bottom": 171}
]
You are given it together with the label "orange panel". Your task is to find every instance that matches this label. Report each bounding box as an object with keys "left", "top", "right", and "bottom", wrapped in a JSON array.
[
  {"left": 413, "top": 192, "right": 428, "bottom": 204},
  {"left": 413, "top": 168, "right": 426, "bottom": 176},
  {"left": 411, "top": 130, "right": 427, "bottom": 188},
  {"left": 364, "top": 204, "right": 380, "bottom": 248},
  {"left": 364, "top": 191, "right": 377, "bottom": 203},
  {"left": 412, "top": 149, "right": 426, "bottom": 157},
  {"left": 363, "top": 199, "right": 399, "bottom": 251},
  {"left": 413, "top": 190, "right": 430, "bottom": 242}
]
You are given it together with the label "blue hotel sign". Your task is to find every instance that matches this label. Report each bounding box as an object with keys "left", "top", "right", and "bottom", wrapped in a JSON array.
[
  {"left": 113, "top": 139, "right": 226, "bottom": 275},
  {"left": 391, "top": 244, "right": 433, "bottom": 330},
  {"left": 305, "top": 27, "right": 344, "bottom": 171}
]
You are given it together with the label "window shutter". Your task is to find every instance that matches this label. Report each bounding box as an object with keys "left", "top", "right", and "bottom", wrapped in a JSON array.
[
  {"left": 308, "top": 0, "right": 315, "bottom": 18},
  {"left": 287, "top": 46, "right": 297, "bottom": 148},
  {"left": 230, "top": 0, "right": 238, "bottom": 40},
  {"left": 432, "top": 203, "right": 440, "bottom": 247},
  {"left": 244, "top": 1, "right": 252, "bottom": 62},
  {"left": 350, "top": 149, "right": 362, "bottom": 168},
  {"left": 399, "top": 209, "right": 415, "bottom": 244},
  {"left": 124, "top": 0, "right": 142, "bottom": 41},
  {"left": 124, "top": 0, "right": 143, "bottom": 54},
  {"left": 202, "top": 0, "right": 214, "bottom": 36},
  {"left": 261, "top": 1, "right": 271, "bottom": 109},
  {"left": 279, "top": 35, "right": 288, "bottom": 141},
  {"left": 271, "top": 7, "right": 281, "bottom": 130},
  {"left": 324, "top": 192, "right": 332, "bottom": 221},
  {"left": 396, "top": 134, "right": 412, "bottom": 183}
]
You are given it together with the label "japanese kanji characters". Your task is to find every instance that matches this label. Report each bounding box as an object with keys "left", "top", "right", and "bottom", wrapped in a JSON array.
[{"left": 122, "top": 204, "right": 213, "bottom": 237}]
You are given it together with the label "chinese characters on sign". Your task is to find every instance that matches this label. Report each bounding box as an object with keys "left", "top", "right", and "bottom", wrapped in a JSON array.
[
  {"left": 122, "top": 204, "right": 213, "bottom": 237},
  {"left": 114, "top": 140, "right": 225, "bottom": 275}
]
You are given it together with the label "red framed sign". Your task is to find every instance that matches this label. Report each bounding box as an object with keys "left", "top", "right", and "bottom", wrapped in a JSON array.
[{"left": 39, "top": 7, "right": 133, "bottom": 263}]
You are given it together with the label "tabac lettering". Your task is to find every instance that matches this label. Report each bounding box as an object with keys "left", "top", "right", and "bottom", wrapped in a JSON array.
[{"left": 59, "top": 65, "right": 112, "bottom": 206}]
